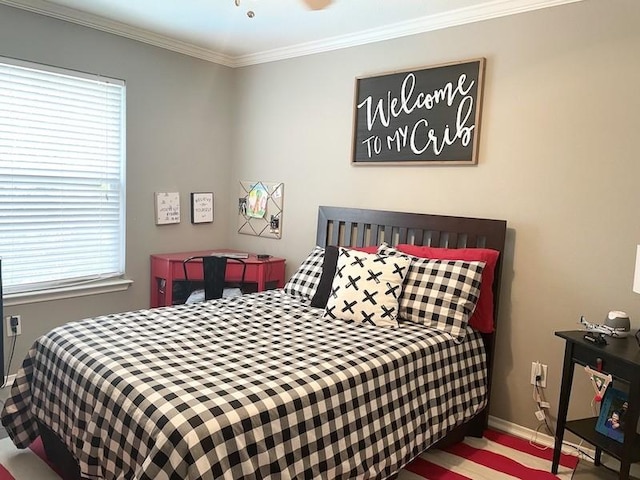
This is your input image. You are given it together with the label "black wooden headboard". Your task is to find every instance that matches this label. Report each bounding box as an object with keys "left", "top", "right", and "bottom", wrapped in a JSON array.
[{"left": 316, "top": 205, "right": 506, "bottom": 252}]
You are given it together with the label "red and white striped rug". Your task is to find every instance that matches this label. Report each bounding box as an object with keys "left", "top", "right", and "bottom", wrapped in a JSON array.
[
  {"left": 0, "top": 429, "right": 578, "bottom": 479},
  {"left": 399, "top": 429, "right": 579, "bottom": 480}
]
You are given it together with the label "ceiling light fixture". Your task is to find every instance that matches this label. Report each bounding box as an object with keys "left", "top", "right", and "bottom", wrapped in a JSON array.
[
  {"left": 233, "top": 0, "right": 333, "bottom": 17},
  {"left": 234, "top": 0, "right": 255, "bottom": 18}
]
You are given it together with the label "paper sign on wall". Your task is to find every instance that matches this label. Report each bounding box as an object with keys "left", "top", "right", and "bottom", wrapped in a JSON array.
[{"left": 154, "top": 192, "right": 180, "bottom": 225}]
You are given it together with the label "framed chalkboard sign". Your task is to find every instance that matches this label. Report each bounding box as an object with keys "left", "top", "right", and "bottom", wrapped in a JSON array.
[{"left": 351, "top": 58, "right": 485, "bottom": 165}]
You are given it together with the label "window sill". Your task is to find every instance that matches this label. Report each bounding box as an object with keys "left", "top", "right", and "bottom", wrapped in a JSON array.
[{"left": 4, "top": 278, "right": 133, "bottom": 307}]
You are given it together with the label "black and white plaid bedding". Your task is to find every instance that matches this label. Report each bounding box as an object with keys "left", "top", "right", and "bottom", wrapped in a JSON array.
[{"left": 1, "top": 290, "right": 487, "bottom": 480}]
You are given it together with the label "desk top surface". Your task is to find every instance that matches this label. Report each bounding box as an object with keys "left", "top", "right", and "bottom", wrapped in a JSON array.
[{"left": 151, "top": 250, "right": 285, "bottom": 263}]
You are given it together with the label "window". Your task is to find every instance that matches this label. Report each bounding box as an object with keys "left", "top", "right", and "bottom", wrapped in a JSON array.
[{"left": 0, "top": 57, "right": 126, "bottom": 296}]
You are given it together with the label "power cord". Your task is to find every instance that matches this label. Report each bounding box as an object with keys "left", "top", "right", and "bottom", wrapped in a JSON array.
[
  {"left": 524, "top": 374, "right": 620, "bottom": 469},
  {"left": 535, "top": 384, "right": 554, "bottom": 433},
  {"left": 529, "top": 373, "right": 555, "bottom": 450},
  {"left": 529, "top": 423, "right": 551, "bottom": 450},
  {"left": 1, "top": 333, "right": 18, "bottom": 388}
]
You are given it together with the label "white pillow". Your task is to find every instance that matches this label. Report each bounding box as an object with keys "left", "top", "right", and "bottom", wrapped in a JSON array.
[{"left": 322, "top": 248, "right": 410, "bottom": 328}]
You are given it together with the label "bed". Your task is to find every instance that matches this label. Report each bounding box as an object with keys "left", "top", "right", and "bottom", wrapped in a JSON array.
[{"left": 1, "top": 206, "right": 507, "bottom": 480}]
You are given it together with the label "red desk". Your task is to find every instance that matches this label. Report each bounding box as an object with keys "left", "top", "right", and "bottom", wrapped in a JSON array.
[{"left": 150, "top": 250, "right": 286, "bottom": 308}]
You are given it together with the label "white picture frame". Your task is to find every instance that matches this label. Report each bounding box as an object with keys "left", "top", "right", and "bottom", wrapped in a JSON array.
[{"left": 154, "top": 192, "right": 180, "bottom": 225}]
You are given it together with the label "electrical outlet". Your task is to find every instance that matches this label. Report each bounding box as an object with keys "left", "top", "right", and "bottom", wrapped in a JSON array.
[
  {"left": 530, "top": 361, "right": 548, "bottom": 388},
  {"left": 6, "top": 315, "right": 22, "bottom": 337}
]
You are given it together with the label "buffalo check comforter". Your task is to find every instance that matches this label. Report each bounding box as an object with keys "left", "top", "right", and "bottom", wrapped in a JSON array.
[{"left": 1, "top": 290, "right": 488, "bottom": 480}]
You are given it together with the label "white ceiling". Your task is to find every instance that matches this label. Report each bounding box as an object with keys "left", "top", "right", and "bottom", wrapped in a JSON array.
[{"left": 2, "top": 0, "right": 582, "bottom": 67}]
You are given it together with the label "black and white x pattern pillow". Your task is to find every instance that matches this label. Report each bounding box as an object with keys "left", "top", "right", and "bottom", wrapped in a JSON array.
[
  {"left": 322, "top": 248, "right": 411, "bottom": 328},
  {"left": 379, "top": 244, "right": 485, "bottom": 342}
]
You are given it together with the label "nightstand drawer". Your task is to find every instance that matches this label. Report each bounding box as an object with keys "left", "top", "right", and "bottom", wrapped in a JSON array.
[{"left": 572, "top": 341, "right": 637, "bottom": 381}]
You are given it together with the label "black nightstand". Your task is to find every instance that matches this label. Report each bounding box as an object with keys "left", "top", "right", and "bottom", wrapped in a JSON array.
[{"left": 553, "top": 330, "right": 640, "bottom": 480}]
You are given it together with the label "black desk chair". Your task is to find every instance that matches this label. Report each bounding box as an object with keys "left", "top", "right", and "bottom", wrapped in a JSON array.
[{"left": 182, "top": 256, "right": 247, "bottom": 302}]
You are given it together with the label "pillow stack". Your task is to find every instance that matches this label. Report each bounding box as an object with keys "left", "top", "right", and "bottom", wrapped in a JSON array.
[{"left": 285, "top": 242, "right": 499, "bottom": 342}]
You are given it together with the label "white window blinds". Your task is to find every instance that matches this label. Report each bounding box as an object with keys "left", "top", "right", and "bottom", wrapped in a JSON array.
[{"left": 0, "top": 57, "right": 126, "bottom": 294}]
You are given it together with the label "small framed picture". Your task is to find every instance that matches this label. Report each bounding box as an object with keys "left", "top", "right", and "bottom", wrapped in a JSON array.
[
  {"left": 595, "top": 387, "right": 628, "bottom": 443},
  {"left": 154, "top": 192, "right": 180, "bottom": 225},
  {"left": 190, "top": 192, "right": 214, "bottom": 224}
]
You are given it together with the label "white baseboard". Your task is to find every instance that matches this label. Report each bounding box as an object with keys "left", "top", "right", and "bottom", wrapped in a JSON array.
[
  {"left": 489, "top": 415, "right": 578, "bottom": 453},
  {"left": 489, "top": 415, "right": 580, "bottom": 456},
  {"left": 1, "top": 375, "right": 16, "bottom": 389}
]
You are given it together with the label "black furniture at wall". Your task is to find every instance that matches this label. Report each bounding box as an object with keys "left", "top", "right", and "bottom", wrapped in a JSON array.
[{"left": 553, "top": 330, "right": 640, "bottom": 479}]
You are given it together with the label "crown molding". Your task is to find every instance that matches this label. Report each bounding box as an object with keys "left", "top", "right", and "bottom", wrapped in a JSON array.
[
  {"left": 1, "top": 0, "right": 584, "bottom": 68},
  {"left": 232, "top": 0, "right": 584, "bottom": 67},
  {"left": 0, "top": 0, "right": 236, "bottom": 67}
]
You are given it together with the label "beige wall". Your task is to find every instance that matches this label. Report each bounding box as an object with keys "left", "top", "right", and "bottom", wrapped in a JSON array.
[
  {"left": 1, "top": 0, "right": 640, "bottom": 435},
  {"left": 0, "top": 5, "right": 235, "bottom": 362},
  {"left": 229, "top": 0, "right": 640, "bottom": 431}
]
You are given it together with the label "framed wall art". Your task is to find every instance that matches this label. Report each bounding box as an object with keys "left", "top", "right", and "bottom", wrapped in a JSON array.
[
  {"left": 595, "top": 387, "right": 628, "bottom": 443},
  {"left": 154, "top": 192, "right": 180, "bottom": 225},
  {"left": 351, "top": 58, "right": 485, "bottom": 166},
  {"left": 237, "top": 181, "right": 284, "bottom": 239},
  {"left": 190, "top": 192, "right": 214, "bottom": 224}
]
